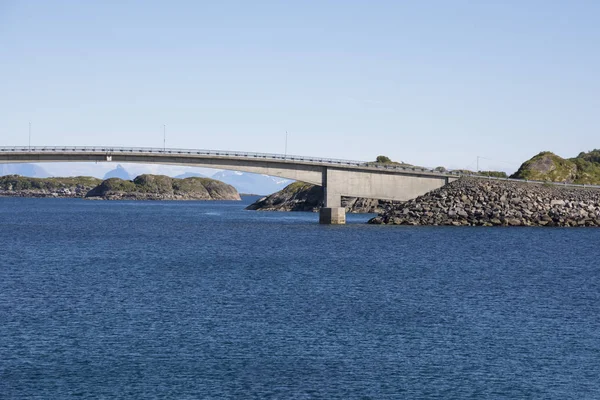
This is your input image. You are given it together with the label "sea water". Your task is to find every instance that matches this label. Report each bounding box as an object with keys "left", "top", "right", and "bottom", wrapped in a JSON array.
[{"left": 1, "top": 197, "right": 599, "bottom": 399}]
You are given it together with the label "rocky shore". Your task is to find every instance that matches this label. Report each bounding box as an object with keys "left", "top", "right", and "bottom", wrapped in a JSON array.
[
  {"left": 369, "top": 178, "right": 600, "bottom": 227},
  {"left": 85, "top": 175, "right": 240, "bottom": 200},
  {"left": 0, "top": 175, "right": 102, "bottom": 198},
  {"left": 246, "top": 182, "right": 396, "bottom": 213}
]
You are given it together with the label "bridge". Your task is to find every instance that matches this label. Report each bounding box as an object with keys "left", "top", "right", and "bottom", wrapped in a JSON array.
[{"left": 0, "top": 146, "right": 460, "bottom": 224}]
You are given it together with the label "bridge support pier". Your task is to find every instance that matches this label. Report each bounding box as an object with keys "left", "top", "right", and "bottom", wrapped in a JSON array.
[
  {"left": 319, "top": 207, "right": 346, "bottom": 224},
  {"left": 319, "top": 168, "right": 346, "bottom": 224}
]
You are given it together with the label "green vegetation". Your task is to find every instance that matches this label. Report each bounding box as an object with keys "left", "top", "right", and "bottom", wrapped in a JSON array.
[
  {"left": 92, "top": 175, "right": 231, "bottom": 195},
  {"left": 510, "top": 150, "right": 600, "bottom": 184},
  {"left": 448, "top": 169, "right": 507, "bottom": 177},
  {"left": 281, "top": 181, "right": 316, "bottom": 194},
  {"left": 576, "top": 149, "right": 600, "bottom": 164},
  {"left": 173, "top": 177, "right": 221, "bottom": 192},
  {"left": 478, "top": 171, "right": 508, "bottom": 178},
  {"left": 131, "top": 174, "right": 173, "bottom": 193},
  {"left": 93, "top": 177, "right": 137, "bottom": 192},
  {"left": 376, "top": 155, "right": 392, "bottom": 163},
  {"left": 366, "top": 155, "right": 416, "bottom": 168},
  {"left": 0, "top": 175, "right": 101, "bottom": 191},
  {"left": 85, "top": 175, "right": 240, "bottom": 199},
  {"left": 570, "top": 150, "right": 600, "bottom": 184},
  {"left": 452, "top": 169, "right": 477, "bottom": 175},
  {"left": 176, "top": 177, "right": 240, "bottom": 199}
]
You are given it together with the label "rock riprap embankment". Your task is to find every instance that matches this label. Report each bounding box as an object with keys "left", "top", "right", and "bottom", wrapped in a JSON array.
[
  {"left": 246, "top": 182, "right": 396, "bottom": 213},
  {"left": 85, "top": 175, "right": 241, "bottom": 200},
  {"left": 369, "top": 178, "right": 600, "bottom": 227},
  {"left": 0, "top": 175, "right": 102, "bottom": 198}
]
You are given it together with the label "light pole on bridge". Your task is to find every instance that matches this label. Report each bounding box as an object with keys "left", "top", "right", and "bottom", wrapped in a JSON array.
[
  {"left": 28, "top": 122, "right": 31, "bottom": 151},
  {"left": 163, "top": 124, "right": 166, "bottom": 151}
]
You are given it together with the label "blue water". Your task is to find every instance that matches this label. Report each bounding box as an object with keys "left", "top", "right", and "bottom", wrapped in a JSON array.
[{"left": 1, "top": 197, "right": 600, "bottom": 399}]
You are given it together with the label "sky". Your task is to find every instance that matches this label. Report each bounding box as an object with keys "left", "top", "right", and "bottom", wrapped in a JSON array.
[{"left": 1, "top": 0, "right": 599, "bottom": 173}]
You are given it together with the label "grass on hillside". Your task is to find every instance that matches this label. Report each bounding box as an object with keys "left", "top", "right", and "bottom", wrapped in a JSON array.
[{"left": 510, "top": 150, "right": 600, "bottom": 184}]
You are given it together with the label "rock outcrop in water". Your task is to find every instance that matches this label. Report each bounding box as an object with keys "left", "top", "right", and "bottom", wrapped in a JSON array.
[
  {"left": 0, "top": 175, "right": 102, "bottom": 198},
  {"left": 245, "top": 182, "right": 396, "bottom": 213},
  {"left": 85, "top": 175, "right": 241, "bottom": 200},
  {"left": 369, "top": 178, "right": 600, "bottom": 227}
]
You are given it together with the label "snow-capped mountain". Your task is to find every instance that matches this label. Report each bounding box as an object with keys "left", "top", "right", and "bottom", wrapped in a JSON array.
[
  {"left": 0, "top": 163, "right": 51, "bottom": 178},
  {"left": 211, "top": 170, "right": 292, "bottom": 195}
]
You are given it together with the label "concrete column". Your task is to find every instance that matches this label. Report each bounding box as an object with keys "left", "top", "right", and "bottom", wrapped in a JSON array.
[
  {"left": 323, "top": 187, "right": 342, "bottom": 207},
  {"left": 320, "top": 167, "right": 346, "bottom": 224},
  {"left": 319, "top": 207, "right": 346, "bottom": 224}
]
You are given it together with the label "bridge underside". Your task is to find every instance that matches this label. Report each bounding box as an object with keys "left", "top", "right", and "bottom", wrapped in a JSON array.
[
  {"left": 0, "top": 153, "right": 324, "bottom": 186},
  {"left": 1, "top": 152, "right": 454, "bottom": 224}
]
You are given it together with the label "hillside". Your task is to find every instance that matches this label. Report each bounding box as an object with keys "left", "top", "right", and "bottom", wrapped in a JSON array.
[
  {"left": 363, "top": 155, "right": 417, "bottom": 168},
  {"left": 510, "top": 150, "right": 600, "bottom": 184},
  {"left": 245, "top": 181, "right": 394, "bottom": 213},
  {"left": 85, "top": 175, "right": 241, "bottom": 200},
  {"left": 0, "top": 175, "right": 102, "bottom": 197}
]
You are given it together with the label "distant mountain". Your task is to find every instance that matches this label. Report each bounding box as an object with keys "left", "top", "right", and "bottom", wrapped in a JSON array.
[
  {"left": 173, "top": 172, "right": 207, "bottom": 179},
  {"left": 211, "top": 170, "right": 292, "bottom": 195},
  {"left": 0, "top": 163, "right": 51, "bottom": 178},
  {"left": 103, "top": 164, "right": 131, "bottom": 180}
]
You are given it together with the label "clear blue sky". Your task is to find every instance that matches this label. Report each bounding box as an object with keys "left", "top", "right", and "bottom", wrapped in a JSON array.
[{"left": 1, "top": 0, "right": 599, "bottom": 172}]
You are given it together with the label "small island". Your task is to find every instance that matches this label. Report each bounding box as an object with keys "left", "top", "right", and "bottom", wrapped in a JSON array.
[
  {"left": 86, "top": 175, "right": 240, "bottom": 200},
  {"left": 0, "top": 175, "right": 102, "bottom": 198},
  {"left": 0, "top": 174, "right": 241, "bottom": 201}
]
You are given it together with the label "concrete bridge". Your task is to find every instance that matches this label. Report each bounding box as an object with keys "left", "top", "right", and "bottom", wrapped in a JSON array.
[{"left": 0, "top": 146, "right": 459, "bottom": 224}]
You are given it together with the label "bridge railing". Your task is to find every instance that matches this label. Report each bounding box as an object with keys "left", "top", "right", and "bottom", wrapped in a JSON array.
[
  {"left": 3, "top": 146, "right": 600, "bottom": 189},
  {"left": 0, "top": 146, "right": 457, "bottom": 176}
]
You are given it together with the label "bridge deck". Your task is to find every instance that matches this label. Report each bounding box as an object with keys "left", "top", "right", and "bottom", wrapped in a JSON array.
[
  {"left": 1, "top": 146, "right": 599, "bottom": 190},
  {"left": 0, "top": 146, "right": 456, "bottom": 178}
]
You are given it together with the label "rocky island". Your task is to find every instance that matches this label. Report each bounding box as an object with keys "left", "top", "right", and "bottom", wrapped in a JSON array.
[
  {"left": 246, "top": 181, "right": 395, "bottom": 213},
  {"left": 0, "top": 174, "right": 241, "bottom": 201},
  {"left": 0, "top": 175, "right": 102, "bottom": 198},
  {"left": 85, "top": 174, "right": 240, "bottom": 200}
]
